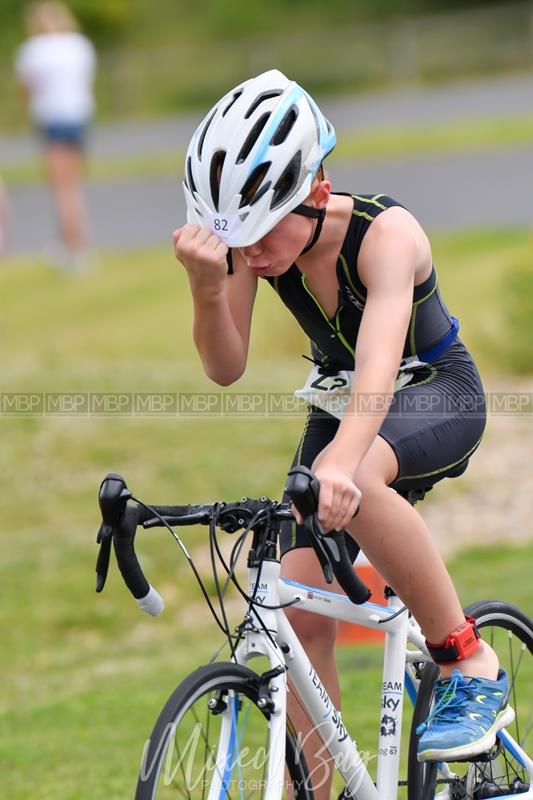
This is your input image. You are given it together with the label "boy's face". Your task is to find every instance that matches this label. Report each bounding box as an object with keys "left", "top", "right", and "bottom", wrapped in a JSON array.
[
  {"left": 239, "top": 178, "right": 331, "bottom": 277},
  {"left": 238, "top": 211, "right": 312, "bottom": 277}
]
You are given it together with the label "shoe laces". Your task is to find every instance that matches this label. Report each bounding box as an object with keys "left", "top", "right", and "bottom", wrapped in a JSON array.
[{"left": 416, "top": 672, "right": 470, "bottom": 735}]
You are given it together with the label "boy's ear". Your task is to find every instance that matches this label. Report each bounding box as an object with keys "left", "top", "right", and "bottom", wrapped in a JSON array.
[{"left": 313, "top": 179, "right": 332, "bottom": 209}]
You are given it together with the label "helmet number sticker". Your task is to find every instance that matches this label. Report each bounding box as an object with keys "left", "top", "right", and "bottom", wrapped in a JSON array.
[{"left": 204, "top": 213, "right": 241, "bottom": 246}]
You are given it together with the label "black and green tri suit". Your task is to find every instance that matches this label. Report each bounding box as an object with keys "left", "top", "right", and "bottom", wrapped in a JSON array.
[{"left": 262, "top": 193, "right": 486, "bottom": 556}]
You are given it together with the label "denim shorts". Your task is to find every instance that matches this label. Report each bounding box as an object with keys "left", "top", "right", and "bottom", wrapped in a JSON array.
[{"left": 38, "top": 122, "right": 88, "bottom": 149}]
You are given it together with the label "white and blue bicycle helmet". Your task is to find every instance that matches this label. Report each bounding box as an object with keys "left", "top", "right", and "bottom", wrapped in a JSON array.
[{"left": 183, "top": 69, "right": 336, "bottom": 247}]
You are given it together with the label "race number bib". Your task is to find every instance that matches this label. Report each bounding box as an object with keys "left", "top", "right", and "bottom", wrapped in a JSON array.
[
  {"left": 294, "top": 365, "right": 417, "bottom": 421},
  {"left": 204, "top": 213, "right": 242, "bottom": 245}
]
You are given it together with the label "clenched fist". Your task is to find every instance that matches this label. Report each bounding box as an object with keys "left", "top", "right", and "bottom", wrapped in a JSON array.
[{"left": 173, "top": 224, "right": 228, "bottom": 291}]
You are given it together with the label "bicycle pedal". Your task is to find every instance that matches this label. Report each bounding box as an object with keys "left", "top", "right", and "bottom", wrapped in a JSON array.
[{"left": 451, "top": 741, "right": 502, "bottom": 765}]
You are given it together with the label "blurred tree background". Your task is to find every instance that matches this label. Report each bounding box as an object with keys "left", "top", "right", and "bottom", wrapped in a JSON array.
[{"left": 1, "top": 0, "right": 532, "bottom": 129}]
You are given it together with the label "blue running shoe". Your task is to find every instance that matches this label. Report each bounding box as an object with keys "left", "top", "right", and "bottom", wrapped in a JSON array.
[{"left": 417, "top": 668, "right": 515, "bottom": 762}]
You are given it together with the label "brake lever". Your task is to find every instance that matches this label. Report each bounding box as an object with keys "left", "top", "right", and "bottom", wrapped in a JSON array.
[
  {"left": 96, "top": 473, "right": 132, "bottom": 592},
  {"left": 95, "top": 524, "right": 112, "bottom": 592},
  {"left": 286, "top": 465, "right": 334, "bottom": 585},
  {"left": 304, "top": 515, "right": 334, "bottom": 584}
]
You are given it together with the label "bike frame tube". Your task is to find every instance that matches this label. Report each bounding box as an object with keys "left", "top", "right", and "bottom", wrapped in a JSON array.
[
  {"left": 277, "top": 579, "right": 416, "bottom": 800},
  {"left": 235, "top": 565, "right": 430, "bottom": 799},
  {"left": 279, "top": 579, "right": 424, "bottom": 644},
  {"left": 376, "top": 595, "right": 409, "bottom": 798},
  {"left": 234, "top": 561, "right": 291, "bottom": 800},
  {"left": 276, "top": 610, "right": 380, "bottom": 800},
  {"left": 232, "top": 566, "right": 531, "bottom": 800}
]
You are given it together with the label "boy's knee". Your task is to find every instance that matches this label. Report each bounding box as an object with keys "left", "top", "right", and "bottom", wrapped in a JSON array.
[
  {"left": 352, "top": 466, "right": 387, "bottom": 497},
  {"left": 284, "top": 607, "right": 337, "bottom": 649}
]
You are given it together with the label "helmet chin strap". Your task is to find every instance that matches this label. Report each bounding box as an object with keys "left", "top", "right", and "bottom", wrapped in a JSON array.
[{"left": 291, "top": 204, "right": 326, "bottom": 255}]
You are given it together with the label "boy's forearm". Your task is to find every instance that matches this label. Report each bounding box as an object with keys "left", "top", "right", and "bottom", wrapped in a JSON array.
[
  {"left": 191, "top": 289, "right": 247, "bottom": 385},
  {"left": 328, "top": 363, "right": 397, "bottom": 475}
]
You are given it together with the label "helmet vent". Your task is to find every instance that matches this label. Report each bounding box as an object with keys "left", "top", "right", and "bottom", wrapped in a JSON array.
[
  {"left": 244, "top": 90, "right": 283, "bottom": 119},
  {"left": 197, "top": 109, "right": 217, "bottom": 160},
  {"left": 271, "top": 107, "right": 298, "bottom": 146},
  {"left": 271, "top": 151, "right": 301, "bottom": 210},
  {"left": 239, "top": 162, "right": 271, "bottom": 208},
  {"left": 209, "top": 149, "right": 226, "bottom": 211},
  {"left": 236, "top": 113, "right": 270, "bottom": 164},
  {"left": 222, "top": 90, "right": 243, "bottom": 117},
  {"left": 186, "top": 156, "right": 197, "bottom": 194},
  {"left": 307, "top": 101, "right": 323, "bottom": 144}
]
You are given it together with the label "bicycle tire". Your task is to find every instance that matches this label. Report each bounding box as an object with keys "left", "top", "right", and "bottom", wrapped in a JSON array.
[
  {"left": 407, "top": 600, "right": 533, "bottom": 800},
  {"left": 135, "top": 661, "right": 313, "bottom": 800}
]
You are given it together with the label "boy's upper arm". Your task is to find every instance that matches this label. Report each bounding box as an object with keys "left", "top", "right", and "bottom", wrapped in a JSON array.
[{"left": 355, "top": 208, "right": 424, "bottom": 371}]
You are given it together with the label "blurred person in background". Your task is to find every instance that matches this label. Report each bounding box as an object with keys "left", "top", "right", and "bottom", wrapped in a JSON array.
[{"left": 15, "top": 1, "right": 97, "bottom": 273}]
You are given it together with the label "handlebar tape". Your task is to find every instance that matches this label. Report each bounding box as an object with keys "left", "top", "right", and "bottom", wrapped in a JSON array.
[
  {"left": 98, "top": 473, "right": 164, "bottom": 616},
  {"left": 113, "top": 504, "right": 164, "bottom": 616}
]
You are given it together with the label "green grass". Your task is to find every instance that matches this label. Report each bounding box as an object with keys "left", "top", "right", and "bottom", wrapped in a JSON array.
[
  {"left": 0, "top": 231, "right": 531, "bottom": 798},
  {"left": 431, "top": 228, "right": 533, "bottom": 375},
  {"left": 4, "top": 114, "right": 533, "bottom": 187},
  {"left": 335, "top": 114, "right": 533, "bottom": 162},
  {"left": 1, "top": 152, "right": 184, "bottom": 188}
]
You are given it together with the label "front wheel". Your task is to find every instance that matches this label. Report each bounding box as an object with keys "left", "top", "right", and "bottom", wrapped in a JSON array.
[
  {"left": 407, "top": 600, "right": 533, "bottom": 800},
  {"left": 135, "top": 661, "right": 312, "bottom": 800}
]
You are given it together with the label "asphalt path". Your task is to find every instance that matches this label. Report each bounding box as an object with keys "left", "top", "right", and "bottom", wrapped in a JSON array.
[{"left": 2, "top": 73, "right": 532, "bottom": 254}]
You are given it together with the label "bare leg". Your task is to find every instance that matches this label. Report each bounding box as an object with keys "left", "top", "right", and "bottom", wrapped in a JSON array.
[
  {"left": 281, "top": 435, "right": 499, "bottom": 799},
  {"left": 345, "top": 436, "right": 498, "bottom": 680},
  {"left": 44, "top": 142, "right": 89, "bottom": 257}
]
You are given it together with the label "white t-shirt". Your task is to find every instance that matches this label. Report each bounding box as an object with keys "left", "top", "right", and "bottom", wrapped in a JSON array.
[{"left": 15, "top": 32, "right": 96, "bottom": 125}]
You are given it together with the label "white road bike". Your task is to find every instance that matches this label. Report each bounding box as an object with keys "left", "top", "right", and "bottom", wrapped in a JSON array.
[{"left": 95, "top": 468, "right": 533, "bottom": 800}]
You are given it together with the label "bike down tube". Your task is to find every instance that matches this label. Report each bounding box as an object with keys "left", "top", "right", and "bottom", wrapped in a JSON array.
[
  {"left": 277, "top": 579, "right": 419, "bottom": 799},
  {"left": 276, "top": 611, "right": 380, "bottom": 800}
]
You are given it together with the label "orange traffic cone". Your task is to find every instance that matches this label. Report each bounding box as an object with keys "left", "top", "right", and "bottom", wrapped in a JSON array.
[{"left": 337, "top": 552, "right": 387, "bottom": 645}]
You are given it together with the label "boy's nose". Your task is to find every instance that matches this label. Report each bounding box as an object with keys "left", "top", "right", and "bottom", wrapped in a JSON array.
[{"left": 241, "top": 242, "right": 263, "bottom": 258}]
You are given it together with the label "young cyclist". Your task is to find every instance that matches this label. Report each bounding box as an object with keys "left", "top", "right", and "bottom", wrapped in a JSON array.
[{"left": 173, "top": 70, "right": 513, "bottom": 796}]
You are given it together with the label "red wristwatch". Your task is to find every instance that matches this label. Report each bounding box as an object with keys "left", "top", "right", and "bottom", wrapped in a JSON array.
[{"left": 426, "top": 616, "right": 481, "bottom": 663}]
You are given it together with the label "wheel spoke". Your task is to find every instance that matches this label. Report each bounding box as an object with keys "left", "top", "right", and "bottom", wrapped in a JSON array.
[
  {"left": 138, "top": 666, "right": 311, "bottom": 800},
  {"left": 170, "top": 735, "right": 193, "bottom": 800},
  {"left": 508, "top": 630, "right": 522, "bottom": 747}
]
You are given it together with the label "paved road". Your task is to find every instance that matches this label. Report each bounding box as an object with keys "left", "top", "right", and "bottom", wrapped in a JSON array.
[{"left": 3, "top": 73, "right": 533, "bottom": 253}]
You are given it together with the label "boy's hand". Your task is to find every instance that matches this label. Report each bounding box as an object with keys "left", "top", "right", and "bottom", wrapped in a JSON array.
[
  {"left": 312, "top": 461, "right": 361, "bottom": 532},
  {"left": 173, "top": 224, "right": 228, "bottom": 291}
]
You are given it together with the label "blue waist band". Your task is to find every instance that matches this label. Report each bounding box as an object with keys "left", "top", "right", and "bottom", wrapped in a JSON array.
[{"left": 417, "top": 316, "right": 460, "bottom": 363}]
